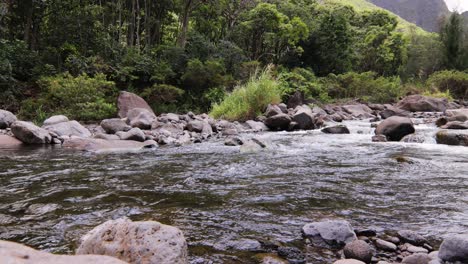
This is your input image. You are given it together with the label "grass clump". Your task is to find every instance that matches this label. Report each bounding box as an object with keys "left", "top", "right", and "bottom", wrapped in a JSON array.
[{"left": 210, "top": 66, "right": 282, "bottom": 121}]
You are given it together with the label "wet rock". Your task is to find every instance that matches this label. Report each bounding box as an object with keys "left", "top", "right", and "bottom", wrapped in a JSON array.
[
  {"left": 127, "top": 108, "right": 156, "bottom": 129},
  {"left": 441, "top": 121, "right": 468, "bottom": 129},
  {"left": 265, "top": 104, "right": 283, "bottom": 118},
  {"left": 342, "top": 105, "right": 374, "bottom": 119},
  {"left": 63, "top": 138, "right": 156, "bottom": 153},
  {"left": 375, "top": 239, "right": 397, "bottom": 252},
  {"left": 401, "top": 253, "right": 431, "bottom": 264},
  {"left": 246, "top": 120, "right": 269, "bottom": 132},
  {"left": 406, "top": 244, "right": 429, "bottom": 254},
  {"left": 186, "top": 120, "right": 205, "bottom": 133},
  {"left": 255, "top": 253, "right": 288, "bottom": 264},
  {"left": 354, "top": 229, "right": 377, "bottom": 237},
  {"left": 100, "top": 119, "right": 131, "bottom": 134},
  {"left": 0, "top": 135, "right": 23, "bottom": 148},
  {"left": 292, "top": 105, "right": 316, "bottom": 130},
  {"left": 174, "top": 132, "right": 191, "bottom": 146},
  {"left": 225, "top": 136, "right": 244, "bottom": 146},
  {"left": 322, "top": 125, "right": 350, "bottom": 134},
  {"left": 446, "top": 108, "right": 468, "bottom": 119},
  {"left": 11, "top": 121, "right": 52, "bottom": 144},
  {"left": 265, "top": 114, "right": 292, "bottom": 131},
  {"left": 0, "top": 110, "right": 17, "bottom": 129},
  {"left": 77, "top": 218, "right": 187, "bottom": 264},
  {"left": 333, "top": 260, "right": 366, "bottom": 264},
  {"left": 401, "top": 134, "right": 427, "bottom": 143},
  {"left": 379, "top": 107, "right": 409, "bottom": 120},
  {"left": 43, "top": 121, "right": 92, "bottom": 138},
  {"left": 438, "top": 234, "right": 468, "bottom": 262},
  {"left": 375, "top": 116, "right": 415, "bottom": 141},
  {"left": 214, "top": 238, "right": 262, "bottom": 252},
  {"left": 287, "top": 91, "right": 303, "bottom": 109},
  {"left": 0, "top": 240, "right": 126, "bottom": 264},
  {"left": 116, "top": 128, "right": 146, "bottom": 142},
  {"left": 372, "top": 135, "right": 387, "bottom": 142},
  {"left": 201, "top": 122, "right": 213, "bottom": 138},
  {"left": 397, "top": 230, "right": 427, "bottom": 246},
  {"left": 396, "top": 95, "right": 447, "bottom": 112},
  {"left": 344, "top": 240, "right": 373, "bottom": 263},
  {"left": 277, "top": 247, "right": 306, "bottom": 264},
  {"left": 94, "top": 133, "right": 121, "bottom": 140},
  {"left": 43, "top": 115, "right": 69, "bottom": 126},
  {"left": 302, "top": 220, "right": 357, "bottom": 248},
  {"left": 240, "top": 138, "right": 268, "bottom": 153},
  {"left": 436, "top": 130, "right": 468, "bottom": 146},
  {"left": 118, "top": 91, "right": 154, "bottom": 118}
]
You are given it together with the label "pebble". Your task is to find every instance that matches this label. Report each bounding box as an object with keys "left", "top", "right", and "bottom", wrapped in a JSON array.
[{"left": 375, "top": 239, "right": 397, "bottom": 252}]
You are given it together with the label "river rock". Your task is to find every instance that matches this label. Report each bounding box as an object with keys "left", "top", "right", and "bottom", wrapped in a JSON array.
[
  {"left": 402, "top": 253, "right": 431, "bottom": 264},
  {"left": 277, "top": 247, "right": 306, "bottom": 264},
  {"left": 375, "top": 116, "right": 415, "bottom": 141},
  {"left": 94, "top": 133, "right": 121, "bottom": 140},
  {"left": 43, "top": 121, "right": 91, "bottom": 138},
  {"left": 374, "top": 239, "right": 397, "bottom": 252},
  {"left": 322, "top": 125, "right": 350, "bottom": 134},
  {"left": 396, "top": 95, "right": 447, "bottom": 112},
  {"left": 225, "top": 136, "right": 244, "bottom": 146},
  {"left": 406, "top": 244, "right": 429, "bottom": 254},
  {"left": 379, "top": 106, "right": 409, "bottom": 119},
  {"left": 0, "top": 135, "right": 23, "bottom": 148},
  {"left": 372, "top": 135, "right": 387, "bottom": 142},
  {"left": 397, "top": 230, "right": 427, "bottom": 246},
  {"left": 333, "top": 260, "right": 366, "bottom": 264},
  {"left": 63, "top": 138, "right": 156, "bottom": 153},
  {"left": 265, "top": 114, "right": 292, "bottom": 131},
  {"left": 292, "top": 105, "right": 316, "bottom": 130},
  {"left": 265, "top": 104, "right": 283, "bottom": 118},
  {"left": 101, "top": 119, "right": 131, "bottom": 134},
  {"left": 118, "top": 91, "right": 154, "bottom": 118},
  {"left": 240, "top": 138, "right": 267, "bottom": 153},
  {"left": 436, "top": 130, "right": 468, "bottom": 146},
  {"left": 116, "top": 128, "right": 145, "bottom": 142},
  {"left": 0, "top": 240, "right": 127, "bottom": 264},
  {"left": 438, "top": 234, "right": 468, "bottom": 262},
  {"left": 43, "top": 115, "right": 69, "bottom": 126},
  {"left": 302, "top": 220, "right": 357, "bottom": 248},
  {"left": 127, "top": 108, "right": 156, "bottom": 129},
  {"left": 11, "top": 121, "right": 52, "bottom": 144},
  {"left": 441, "top": 121, "right": 468, "bottom": 129},
  {"left": 246, "top": 120, "right": 269, "bottom": 132},
  {"left": 76, "top": 218, "right": 188, "bottom": 264},
  {"left": 342, "top": 105, "right": 374, "bottom": 119},
  {"left": 0, "top": 109, "right": 17, "bottom": 129},
  {"left": 344, "top": 240, "right": 373, "bottom": 263},
  {"left": 446, "top": 108, "right": 468, "bottom": 119}
]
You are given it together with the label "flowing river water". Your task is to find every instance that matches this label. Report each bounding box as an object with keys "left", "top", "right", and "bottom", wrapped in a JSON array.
[{"left": 0, "top": 120, "right": 467, "bottom": 263}]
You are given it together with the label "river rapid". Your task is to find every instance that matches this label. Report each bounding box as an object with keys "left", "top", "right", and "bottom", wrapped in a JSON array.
[{"left": 0, "top": 120, "right": 467, "bottom": 263}]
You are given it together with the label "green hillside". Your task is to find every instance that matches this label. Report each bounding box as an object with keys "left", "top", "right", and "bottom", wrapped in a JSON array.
[{"left": 324, "top": 0, "right": 429, "bottom": 35}]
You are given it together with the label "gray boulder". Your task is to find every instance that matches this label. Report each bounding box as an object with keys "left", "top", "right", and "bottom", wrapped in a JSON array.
[
  {"left": 396, "top": 95, "right": 447, "bottom": 112},
  {"left": 265, "top": 104, "right": 283, "bottom": 118},
  {"left": 441, "top": 121, "right": 468, "bottom": 130},
  {"left": 439, "top": 234, "right": 468, "bottom": 262},
  {"left": 186, "top": 120, "right": 205, "bottom": 133},
  {"left": 116, "top": 128, "right": 146, "bottom": 142},
  {"left": 246, "top": 120, "right": 269, "bottom": 132},
  {"left": 436, "top": 130, "right": 468, "bottom": 146},
  {"left": 11, "top": 121, "right": 52, "bottom": 144},
  {"left": 43, "top": 121, "right": 91, "bottom": 138},
  {"left": 240, "top": 138, "right": 268, "bottom": 153},
  {"left": 265, "top": 114, "right": 292, "bottom": 131},
  {"left": 225, "top": 137, "right": 244, "bottom": 146},
  {"left": 374, "top": 239, "right": 397, "bottom": 252},
  {"left": 127, "top": 108, "right": 156, "bottom": 129},
  {"left": 302, "top": 220, "right": 357, "bottom": 248},
  {"left": 117, "top": 91, "right": 154, "bottom": 118},
  {"left": 342, "top": 105, "right": 374, "bottom": 119},
  {"left": 76, "top": 218, "right": 188, "bottom": 264},
  {"left": 292, "top": 105, "right": 316, "bottom": 130},
  {"left": 100, "top": 119, "right": 131, "bottom": 134},
  {"left": 402, "top": 253, "right": 431, "bottom": 264},
  {"left": 322, "top": 125, "right": 350, "bottom": 134},
  {"left": 0, "top": 240, "right": 126, "bottom": 264},
  {"left": 375, "top": 116, "right": 415, "bottom": 141},
  {"left": 0, "top": 110, "right": 17, "bottom": 129},
  {"left": 43, "top": 115, "right": 69, "bottom": 126},
  {"left": 397, "top": 230, "right": 427, "bottom": 246},
  {"left": 343, "top": 240, "right": 373, "bottom": 263}
]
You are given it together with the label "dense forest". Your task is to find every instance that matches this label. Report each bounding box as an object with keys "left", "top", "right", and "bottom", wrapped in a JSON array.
[{"left": 0, "top": 0, "right": 467, "bottom": 122}]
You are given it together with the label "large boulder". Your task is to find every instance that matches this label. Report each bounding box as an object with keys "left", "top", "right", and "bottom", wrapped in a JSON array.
[
  {"left": 439, "top": 234, "right": 468, "bottom": 262},
  {"left": 436, "top": 130, "right": 468, "bottom": 146},
  {"left": 11, "top": 121, "right": 52, "bottom": 144},
  {"left": 127, "top": 108, "right": 156, "bottom": 129},
  {"left": 43, "top": 121, "right": 91, "bottom": 138},
  {"left": 117, "top": 91, "right": 154, "bottom": 118},
  {"left": 265, "top": 114, "right": 292, "bottom": 131},
  {"left": 265, "top": 104, "right": 283, "bottom": 118},
  {"left": 0, "top": 135, "right": 23, "bottom": 148},
  {"left": 375, "top": 116, "right": 415, "bottom": 141},
  {"left": 0, "top": 240, "right": 126, "bottom": 264},
  {"left": 76, "top": 218, "right": 188, "bottom": 264},
  {"left": 302, "top": 220, "right": 357, "bottom": 248},
  {"left": 341, "top": 105, "right": 374, "bottom": 119},
  {"left": 396, "top": 95, "right": 448, "bottom": 112},
  {"left": 343, "top": 240, "right": 373, "bottom": 263},
  {"left": 0, "top": 109, "right": 18, "bottom": 129},
  {"left": 292, "top": 105, "right": 316, "bottom": 130},
  {"left": 379, "top": 106, "right": 409, "bottom": 119},
  {"left": 101, "top": 119, "right": 131, "bottom": 134},
  {"left": 43, "top": 115, "right": 69, "bottom": 126}
]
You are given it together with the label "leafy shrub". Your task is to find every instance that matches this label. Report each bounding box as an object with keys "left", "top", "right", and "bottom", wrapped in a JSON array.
[
  {"left": 210, "top": 66, "right": 283, "bottom": 121},
  {"left": 19, "top": 73, "right": 117, "bottom": 121},
  {"left": 141, "top": 84, "right": 185, "bottom": 113},
  {"left": 278, "top": 67, "right": 331, "bottom": 102},
  {"left": 322, "top": 72, "right": 402, "bottom": 103},
  {"left": 427, "top": 70, "right": 468, "bottom": 100}
]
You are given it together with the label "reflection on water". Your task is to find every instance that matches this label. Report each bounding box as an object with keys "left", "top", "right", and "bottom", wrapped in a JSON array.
[{"left": 0, "top": 121, "right": 467, "bottom": 263}]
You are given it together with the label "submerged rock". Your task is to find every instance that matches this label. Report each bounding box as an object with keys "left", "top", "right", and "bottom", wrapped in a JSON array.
[
  {"left": 0, "top": 109, "right": 17, "bottom": 129},
  {"left": 76, "top": 218, "right": 188, "bottom": 264},
  {"left": 118, "top": 91, "right": 154, "bottom": 118},
  {"left": 322, "top": 125, "right": 350, "bottom": 134},
  {"left": 225, "top": 136, "right": 244, "bottom": 146},
  {"left": 11, "top": 121, "right": 52, "bottom": 144},
  {"left": 375, "top": 116, "right": 415, "bottom": 141},
  {"left": 240, "top": 138, "right": 268, "bottom": 153},
  {"left": 438, "top": 234, "right": 468, "bottom": 262},
  {"left": 0, "top": 240, "right": 126, "bottom": 264},
  {"left": 302, "top": 220, "right": 357, "bottom": 248}
]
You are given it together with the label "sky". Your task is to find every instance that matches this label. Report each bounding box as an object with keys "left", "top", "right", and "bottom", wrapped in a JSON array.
[{"left": 444, "top": 0, "right": 468, "bottom": 12}]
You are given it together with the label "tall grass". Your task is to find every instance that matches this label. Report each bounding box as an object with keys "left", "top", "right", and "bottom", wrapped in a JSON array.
[{"left": 210, "top": 66, "right": 283, "bottom": 121}]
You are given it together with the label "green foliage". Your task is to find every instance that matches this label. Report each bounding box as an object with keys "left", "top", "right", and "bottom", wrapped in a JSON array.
[
  {"left": 427, "top": 70, "right": 468, "bottom": 100},
  {"left": 19, "top": 73, "right": 117, "bottom": 121},
  {"left": 210, "top": 67, "right": 283, "bottom": 121},
  {"left": 322, "top": 71, "right": 402, "bottom": 103},
  {"left": 278, "top": 67, "right": 330, "bottom": 102},
  {"left": 440, "top": 13, "right": 468, "bottom": 70},
  {"left": 141, "top": 84, "right": 185, "bottom": 113}
]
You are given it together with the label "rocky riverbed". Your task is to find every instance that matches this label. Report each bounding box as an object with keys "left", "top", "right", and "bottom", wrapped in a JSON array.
[{"left": 0, "top": 92, "right": 467, "bottom": 264}]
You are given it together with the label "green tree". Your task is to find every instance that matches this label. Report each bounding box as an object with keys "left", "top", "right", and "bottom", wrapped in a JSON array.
[{"left": 440, "top": 12, "right": 467, "bottom": 70}]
